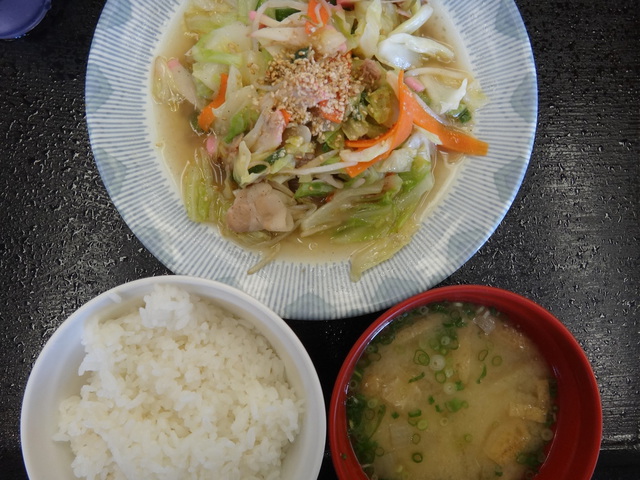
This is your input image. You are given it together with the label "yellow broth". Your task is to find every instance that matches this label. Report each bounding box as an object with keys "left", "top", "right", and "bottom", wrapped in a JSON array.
[{"left": 346, "top": 302, "right": 556, "bottom": 480}]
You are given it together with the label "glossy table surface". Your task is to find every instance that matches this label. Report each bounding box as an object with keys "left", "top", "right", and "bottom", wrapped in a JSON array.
[{"left": 0, "top": 0, "right": 638, "bottom": 478}]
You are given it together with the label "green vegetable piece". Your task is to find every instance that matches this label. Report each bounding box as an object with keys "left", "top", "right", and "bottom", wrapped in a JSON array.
[
  {"left": 322, "top": 129, "right": 345, "bottom": 151},
  {"left": 294, "top": 181, "right": 336, "bottom": 199},
  {"left": 264, "top": 148, "right": 287, "bottom": 164},
  {"left": 445, "top": 398, "right": 465, "bottom": 413},
  {"left": 366, "top": 85, "right": 394, "bottom": 125},
  {"left": 476, "top": 364, "right": 487, "bottom": 384},
  {"left": 408, "top": 372, "right": 425, "bottom": 383},
  {"left": 248, "top": 164, "right": 267, "bottom": 174},
  {"left": 413, "top": 349, "right": 430, "bottom": 366},
  {"left": 293, "top": 46, "right": 310, "bottom": 60},
  {"left": 224, "top": 108, "right": 259, "bottom": 143},
  {"left": 274, "top": 7, "right": 299, "bottom": 21},
  {"left": 449, "top": 103, "right": 472, "bottom": 123}
]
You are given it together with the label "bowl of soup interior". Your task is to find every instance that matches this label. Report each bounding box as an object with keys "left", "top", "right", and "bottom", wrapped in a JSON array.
[{"left": 329, "top": 285, "right": 602, "bottom": 480}]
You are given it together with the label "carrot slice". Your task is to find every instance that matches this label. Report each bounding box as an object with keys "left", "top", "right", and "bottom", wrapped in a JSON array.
[
  {"left": 318, "top": 100, "right": 344, "bottom": 123},
  {"left": 405, "top": 94, "right": 489, "bottom": 156},
  {"left": 280, "top": 108, "right": 292, "bottom": 125},
  {"left": 197, "top": 73, "right": 229, "bottom": 132},
  {"left": 305, "top": 0, "right": 331, "bottom": 35},
  {"left": 345, "top": 72, "right": 414, "bottom": 177}
]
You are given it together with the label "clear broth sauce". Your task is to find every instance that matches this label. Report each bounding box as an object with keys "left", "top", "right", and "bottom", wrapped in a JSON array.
[
  {"left": 152, "top": 1, "right": 473, "bottom": 264},
  {"left": 347, "top": 302, "right": 556, "bottom": 480}
]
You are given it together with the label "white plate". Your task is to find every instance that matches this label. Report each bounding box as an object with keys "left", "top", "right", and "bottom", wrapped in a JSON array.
[{"left": 86, "top": 0, "right": 537, "bottom": 320}]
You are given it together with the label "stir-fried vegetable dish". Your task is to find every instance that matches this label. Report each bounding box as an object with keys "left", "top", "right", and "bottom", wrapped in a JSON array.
[{"left": 153, "top": 0, "right": 488, "bottom": 280}]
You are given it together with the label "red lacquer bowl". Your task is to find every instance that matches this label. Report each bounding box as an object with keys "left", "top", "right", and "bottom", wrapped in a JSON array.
[{"left": 329, "top": 285, "right": 602, "bottom": 480}]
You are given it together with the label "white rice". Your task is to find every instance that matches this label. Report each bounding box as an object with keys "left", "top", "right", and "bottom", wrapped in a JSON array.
[{"left": 54, "top": 285, "right": 303, "bottom": 480}]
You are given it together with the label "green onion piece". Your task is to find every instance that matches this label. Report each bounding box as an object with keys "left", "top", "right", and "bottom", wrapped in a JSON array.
[
  {"left": 435, "top": 371, "right": 446, "bottom": 384},
  {"left": 478, "top": 349, "right": 489, "bottom": 361},
  {"left": 476, "top": 364, "right": 487, "bottom": 384},
  {"left": 417, "top": 419, "right": 429, "bottom": 431},
  {"left": 294, "top": 181, "right": 336, "bottom": 199},
  {"left": 455, "top": 380, "right": 464, "bottom": 391},
  {"left": 449, "top": 104, "right": 472, "bottom": 124},
  {"left": 492, "top": 355, "right": 503, "bottom": 366},
  {"left": 408, "top": 372, "right": 425, "bottom": 383},
  {"left": 413, "top": 349, "right": 430, "bottom": 366},
  {"left": 408, "top": 409, "right": 422, "bottom": 418},
  {"left": 411, "top": 433, "right": 421, "bottom": 444},
  {"left": 412, "top": 452, "right": 424, "bottom": 463},
  {"left": 391, "top": 411, "right": 399, "bottom": 419},
  {"left": 464, "top": 433, "right": 473, "bottom": 443},
  {"left": 428, "top": 395, "right": 435, "bottom": 405},
  {"left": 264, "top": 148, "right": 286, "bottom": 165},
  {"left": 292, "top": 46, "right": 310, "bottom": 59},
  {"left": 365, "top": 344, "right": 378, "bottom": 354},
  {"left": 445, "top": 398, "right": 465, "bottom": 413},
  {"left": 248, "top": 164, "right": 267, "bottom": 174},
  {"left": 541, "top": 428, "right": 554, "bottom": 442}
]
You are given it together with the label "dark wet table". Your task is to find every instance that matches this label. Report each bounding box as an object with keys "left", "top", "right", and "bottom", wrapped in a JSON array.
[{"left": 0, "top": 0, "right": 638, "bottom": 478}]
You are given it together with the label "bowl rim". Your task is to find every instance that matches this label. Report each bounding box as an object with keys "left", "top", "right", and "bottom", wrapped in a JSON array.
[
  {"left": 329, "top": 284, "right": 602, "bottom": 480},
  {"left": 20, "top": 275, "right": 326, "bottom": 480}
]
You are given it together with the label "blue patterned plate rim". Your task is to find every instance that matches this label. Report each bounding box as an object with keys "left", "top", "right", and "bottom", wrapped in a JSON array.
[{"left": 85, "top": 0, "right": 537, "bottom": 320}]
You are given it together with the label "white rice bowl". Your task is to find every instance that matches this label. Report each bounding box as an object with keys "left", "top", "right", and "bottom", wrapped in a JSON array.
[{"left": 21, "top": 276, "right": 325, "bottom": 480}]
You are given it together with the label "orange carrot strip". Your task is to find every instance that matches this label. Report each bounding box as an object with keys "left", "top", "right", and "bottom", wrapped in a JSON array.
[
  {"left": 405, "top": 94, "right": 489, "bottom": 156},
  {"left": 280, "top": 108, "right": 292, "bottom": 126},
  {"left": 305, "top": 0, "right": 331, "bottom": 34},
  {"left": 318, "top": 100, "right": 344, "bottom": 123},
  {"left": 197, "top": 73, "right": 229, "bottom": 132},
  {"left": 345, "top": 72, "right": 414, "bottom": 177}
]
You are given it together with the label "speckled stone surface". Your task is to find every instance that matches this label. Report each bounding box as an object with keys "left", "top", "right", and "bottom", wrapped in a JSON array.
[{"left": 0, "top": 0, "right": 638, "bottom": 479}]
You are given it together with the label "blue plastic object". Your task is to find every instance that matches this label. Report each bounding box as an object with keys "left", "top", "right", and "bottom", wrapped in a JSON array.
[{"left": 0, "top": 0, "right": 51, "bottom": 39}]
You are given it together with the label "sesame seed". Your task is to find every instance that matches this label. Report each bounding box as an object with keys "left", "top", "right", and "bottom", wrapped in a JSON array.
[{"left": 263, "top": 48, "right": 362, "bottom": 135}]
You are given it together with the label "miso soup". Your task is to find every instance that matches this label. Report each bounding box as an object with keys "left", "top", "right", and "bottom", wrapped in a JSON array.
[{"left": 346, "top": 302, "right": 556, "bottom": 480}]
